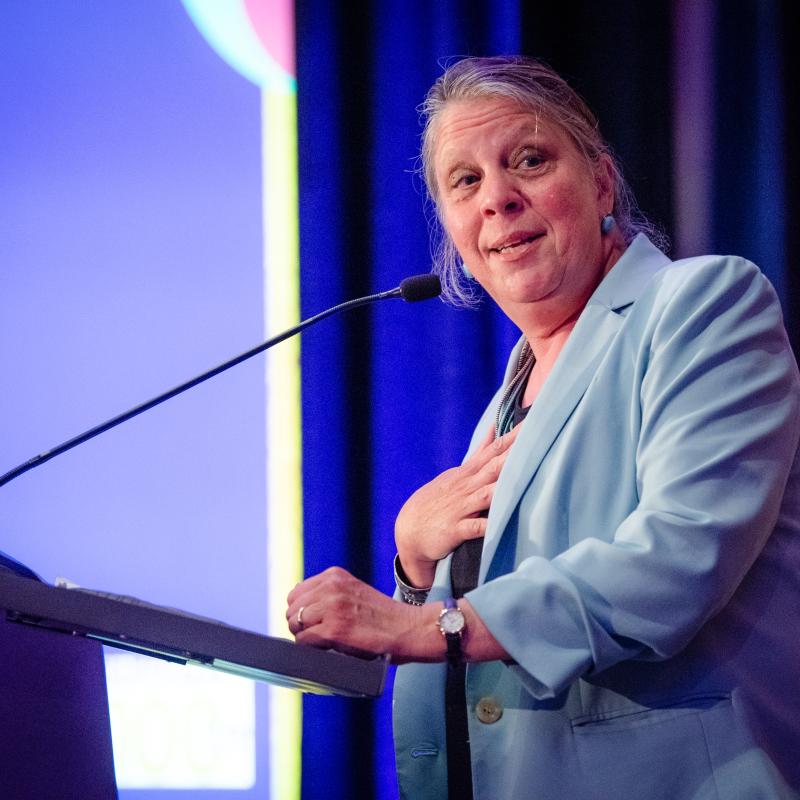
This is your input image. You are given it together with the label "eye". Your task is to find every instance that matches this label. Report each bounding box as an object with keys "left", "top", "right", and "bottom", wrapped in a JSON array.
[
  {"left": 451, "top": 171, "right": 480, "bottom": 189},
  {"left": 516, "top": 152, "right": 544, "bottom": 170}
]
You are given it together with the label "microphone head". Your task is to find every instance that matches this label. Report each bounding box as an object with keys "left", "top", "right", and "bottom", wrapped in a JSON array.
[{"left": 399, "top": 274, "right": 442, "bottom": 302}]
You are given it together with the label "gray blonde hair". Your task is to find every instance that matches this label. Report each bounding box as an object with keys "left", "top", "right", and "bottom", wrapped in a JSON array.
[{"left": 420, "top": 55, "right": 666, "bottom": 305}]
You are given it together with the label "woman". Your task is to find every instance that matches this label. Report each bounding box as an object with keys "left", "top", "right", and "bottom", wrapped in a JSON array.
[{"left": 287, "top": 56, "right": 800, "bottom": 799}]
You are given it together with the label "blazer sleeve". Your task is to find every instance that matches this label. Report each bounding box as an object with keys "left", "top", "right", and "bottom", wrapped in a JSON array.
[{"left": 466, "top": 255, "right": 800, "bottom": 699}]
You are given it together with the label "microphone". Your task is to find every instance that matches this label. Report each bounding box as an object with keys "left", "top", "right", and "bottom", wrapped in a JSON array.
[
  {"left": 0, "top": 273, "right": 441, "bottom": 489},
  {"left": 396, "top": 274, "right": 442, "bottom": 302}
]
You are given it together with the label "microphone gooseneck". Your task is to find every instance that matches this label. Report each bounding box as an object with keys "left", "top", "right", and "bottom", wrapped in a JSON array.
[{"left": 0, "top": 273, "right": 442, "bottom": 488}]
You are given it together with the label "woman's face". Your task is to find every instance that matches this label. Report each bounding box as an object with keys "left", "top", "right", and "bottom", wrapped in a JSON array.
[{"left": 433, "top": 96, "right": 616, "bottom": 328}]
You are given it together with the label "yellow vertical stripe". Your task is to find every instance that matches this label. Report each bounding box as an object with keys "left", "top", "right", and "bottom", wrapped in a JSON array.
[{"left": 262, "top": 86, "right": 302, "bottom": 800}]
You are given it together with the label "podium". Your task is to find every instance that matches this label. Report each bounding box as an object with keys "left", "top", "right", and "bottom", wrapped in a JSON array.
[
  {"left": 0, "top": 568, "right": 388, "bottom": 798},
  {"left": 0, "top": 614, "right": 118, "bottom": 800}
]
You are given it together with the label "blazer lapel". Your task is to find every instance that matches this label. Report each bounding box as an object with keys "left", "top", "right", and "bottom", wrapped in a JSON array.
[{"left": 478, "top": 235, "right": 671, "bottom": 583}]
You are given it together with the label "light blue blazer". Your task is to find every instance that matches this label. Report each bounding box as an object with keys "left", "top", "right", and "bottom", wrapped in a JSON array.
[{"left": 393, "top": 236, "right": 800, "bottom": 799}]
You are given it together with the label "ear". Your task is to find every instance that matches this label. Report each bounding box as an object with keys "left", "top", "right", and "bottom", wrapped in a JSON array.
[{"left": 594, "top": 154, "right": 616, "bottom": 214}]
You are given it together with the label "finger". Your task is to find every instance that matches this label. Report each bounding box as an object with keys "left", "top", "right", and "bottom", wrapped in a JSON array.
[
  {"left": 470, "top": 479, "right": 496, "bottom": 511},
  {"left": 480, "top": 425, "right": 522, "bottom": 475},
  {"left": 494, "top": 422, "right": 521, "bottom": 449},
  {"left": 457, "top": 450, "right": 510, "bottom": 503},
  {"left": 286, "top": 601, "right": 303, "bottom": 633},
  {"left": 455, "top": 515, "right": 489, "bottom": 541},
  {"left": 478, "top": 449, "right": 512, "bottom": 483},
  {"left": 286, "top": 584, "right": 326, "bottom": 626},
  {"left": 483, "top": 423, "right": 520, "bottom": 455},
  {"left": 474, "top": 424, "right": 496, "bottom": 452},
  {"left": 464, "top": 423, "right": 519, "bottom": 474},
  {"left": 287, "top": 566, "right": 351, "bottom": 605},
  {"left": 287, "top": 601, "right": 321, "bottom": 636},
  {"left": 459, "top": 427, "right": 497, "bottom": 475}
]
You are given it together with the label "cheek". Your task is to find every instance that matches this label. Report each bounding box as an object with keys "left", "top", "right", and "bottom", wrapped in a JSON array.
[
  {"left": 540, "top": 184, "right": 590, "bottom": 221},
  {"left": 443, "top": 209, "right": 477, "bottom": 253},
  {"left": 541, "top": 187, "right": 601, "bottom": 251}
]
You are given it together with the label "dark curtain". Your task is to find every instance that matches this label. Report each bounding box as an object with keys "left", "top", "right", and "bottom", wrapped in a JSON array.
[{"left": 295, "top": 2, "right": 796, "bottom": 798}]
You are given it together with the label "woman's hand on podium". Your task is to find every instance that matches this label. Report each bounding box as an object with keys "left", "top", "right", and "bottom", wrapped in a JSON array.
[
  {"left": 285, "top": 566, "right": 508, "bottom": 664},
  {"left": 286, "top": 567, "right": 442, "bottom": 663}
]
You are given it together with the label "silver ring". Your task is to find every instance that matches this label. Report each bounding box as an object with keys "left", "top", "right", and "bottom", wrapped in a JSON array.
[{"left": 296, "top": 606, "right": 305, "bottom": 630}]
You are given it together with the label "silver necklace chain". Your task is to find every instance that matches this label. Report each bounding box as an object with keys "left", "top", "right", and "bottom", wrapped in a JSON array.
[{"left": 495, "top": 342, "right": 535, "bottom": 437}]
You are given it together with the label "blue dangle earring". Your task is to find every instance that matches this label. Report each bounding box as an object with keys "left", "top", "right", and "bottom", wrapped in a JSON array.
[
  {"left": 600, "top": 214, "right": 616, "bottom": 235},
  {"left": 461, "top": 262, "right": 474, "bottom": 280}
]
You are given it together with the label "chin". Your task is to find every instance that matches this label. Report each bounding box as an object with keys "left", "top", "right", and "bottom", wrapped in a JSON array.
[{"left": 499, "top": 276, "right": 560, "bottom": 307}]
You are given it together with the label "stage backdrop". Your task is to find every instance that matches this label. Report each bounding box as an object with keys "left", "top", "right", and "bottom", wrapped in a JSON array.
[
  {"left": 2, "top": 2, "right": 797, "bottom": 800},
  {"left": 295, "top": 1, "right": 798, "bottom": 799},
  {"left": 0, "top": 2, "right": 299, "bottom": 799}
]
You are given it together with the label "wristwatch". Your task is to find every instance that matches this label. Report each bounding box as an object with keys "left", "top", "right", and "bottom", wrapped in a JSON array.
[{"left": 437, "top": 598, "right": 466, "bottom": 668}]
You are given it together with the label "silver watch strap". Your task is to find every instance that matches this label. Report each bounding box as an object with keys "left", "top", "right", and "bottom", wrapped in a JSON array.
[{"left": 393, "top": 554, "right": 431, "bottom": 606}]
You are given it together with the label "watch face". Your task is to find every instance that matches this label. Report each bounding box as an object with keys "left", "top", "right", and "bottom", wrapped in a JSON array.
[{"left": 440, "top": 607, "right": 465, "bottom": 635}]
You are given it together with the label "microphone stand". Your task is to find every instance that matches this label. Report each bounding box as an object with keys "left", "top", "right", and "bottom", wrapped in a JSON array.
[{"left": 0, "top": 279, "right": 436, "bottom": 489}]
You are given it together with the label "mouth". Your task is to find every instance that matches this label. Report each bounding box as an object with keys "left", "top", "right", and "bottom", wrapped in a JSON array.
[{"left": 489, "top": 233, "right": 543, "bottom": 254}]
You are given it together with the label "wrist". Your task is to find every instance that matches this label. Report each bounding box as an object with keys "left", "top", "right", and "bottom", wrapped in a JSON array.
[
  {"left": 391, "top": 602, "right": 449, "bottom": 664},
  {"left": 394, "top": 554, "right": 431, "bottom": 605},
  {"left": 394, "top": 549, "right": 435, "bottom": 592}
]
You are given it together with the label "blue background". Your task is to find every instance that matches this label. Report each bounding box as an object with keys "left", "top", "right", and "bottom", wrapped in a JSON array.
[{"left": 2, "top": 2, "right": 798, "bottom": 800}]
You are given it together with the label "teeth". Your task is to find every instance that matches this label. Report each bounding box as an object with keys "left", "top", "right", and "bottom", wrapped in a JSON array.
[{"left": 497, "top": 236, "right": 534, "bottom": 253}]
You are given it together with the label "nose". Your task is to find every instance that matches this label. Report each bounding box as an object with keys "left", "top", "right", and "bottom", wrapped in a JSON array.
[{"left": 480, "top": 171, "right": 523, "bottom": 218}]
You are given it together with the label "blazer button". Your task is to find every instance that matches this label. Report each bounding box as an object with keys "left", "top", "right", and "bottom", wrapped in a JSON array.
[{"left": 475, "top": 696, "right": 503, "bottom": 724}]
